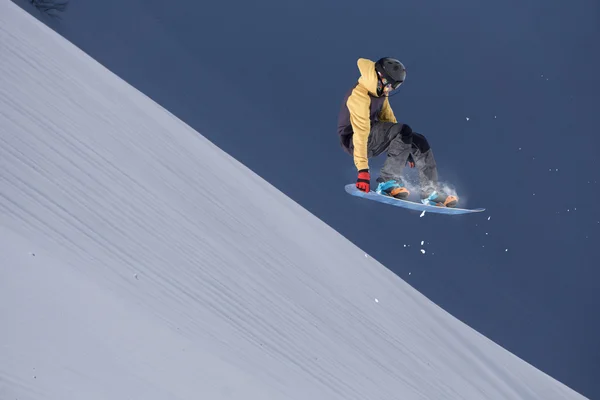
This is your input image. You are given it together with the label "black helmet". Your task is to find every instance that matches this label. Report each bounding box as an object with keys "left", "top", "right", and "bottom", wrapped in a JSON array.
[{"left": 375, "top": 57, "right": 406, "bottom": 89}]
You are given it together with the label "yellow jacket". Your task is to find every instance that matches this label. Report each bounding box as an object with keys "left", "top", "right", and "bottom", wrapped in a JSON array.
[{"left": 338, "top": 58, "right": 398, "bottom": 171}]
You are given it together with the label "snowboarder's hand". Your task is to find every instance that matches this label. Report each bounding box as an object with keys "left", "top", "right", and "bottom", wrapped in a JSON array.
[
  {"left": 406, "top": 154, "right": 415, "bottom": 168},
  {"left": 356, "top": 169, "right": 370, "bottom": 192}
]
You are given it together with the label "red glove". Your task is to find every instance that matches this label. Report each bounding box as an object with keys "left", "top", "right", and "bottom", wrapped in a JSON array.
[
  {"left": 356, "top": 169, "right": 370, "bottom": 192},
  {"left": 406, "top": 154, "right": 415, "bottom": 168}
]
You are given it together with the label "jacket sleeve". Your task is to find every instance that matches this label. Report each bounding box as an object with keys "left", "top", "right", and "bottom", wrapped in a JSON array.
[
  {"left": 378, "top": 97, "right": 397, "bottom": 123},
  {"left": 346, "top": 87, "right": 372, "bottom": 171}
]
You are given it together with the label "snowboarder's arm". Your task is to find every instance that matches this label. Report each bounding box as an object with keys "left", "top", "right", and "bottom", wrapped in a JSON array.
[
  {"left": 346, "top": 87, "right": 372, "bottom": 171},
  {"left": 379, "top": 97, "right": 397, "bottom": 123}
]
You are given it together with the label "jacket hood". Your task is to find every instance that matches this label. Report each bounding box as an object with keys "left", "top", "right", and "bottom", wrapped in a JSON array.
[{"left": 356, "top": 58, "right": 380, "bottom": 96}]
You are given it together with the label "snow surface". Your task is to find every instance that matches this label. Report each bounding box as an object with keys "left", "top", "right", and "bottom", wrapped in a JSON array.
[{"left": 0, "top": 2, "right": 588, "bottom": 399}]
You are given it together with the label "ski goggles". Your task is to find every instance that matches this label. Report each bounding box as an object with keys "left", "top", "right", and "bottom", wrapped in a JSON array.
[
  {"left": 378, "top": 71, "right": 403, "bottom": 90},
  {"left": 381, "top": 76, "right": 403, "bottom": 90}
]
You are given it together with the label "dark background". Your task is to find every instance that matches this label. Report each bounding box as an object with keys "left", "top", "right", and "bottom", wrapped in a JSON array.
[{"left": 15, "top": 0, "right": 600, "bottom": 398}]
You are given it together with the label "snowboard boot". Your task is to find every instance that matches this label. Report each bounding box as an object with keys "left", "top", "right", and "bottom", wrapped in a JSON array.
[
  {"left": 376, "top": 179, "right": 410, "bottom": 200},
  {"left": 421, "top": 190, "right": 458, "bottom": 208}
]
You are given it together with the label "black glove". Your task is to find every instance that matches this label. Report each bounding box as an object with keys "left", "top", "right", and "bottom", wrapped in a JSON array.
[{"left": 356, "top": 169, "right": 370, "bottom": 192}]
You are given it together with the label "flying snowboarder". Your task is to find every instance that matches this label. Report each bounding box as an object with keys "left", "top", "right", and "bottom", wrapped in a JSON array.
[{"left": 337, "top": 57, "right": 458, "bottom": 208}]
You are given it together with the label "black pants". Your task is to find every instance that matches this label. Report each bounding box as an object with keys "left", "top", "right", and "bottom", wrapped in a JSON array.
[{"left": 368, "top": 121, "right": 439, "bottom": 197}]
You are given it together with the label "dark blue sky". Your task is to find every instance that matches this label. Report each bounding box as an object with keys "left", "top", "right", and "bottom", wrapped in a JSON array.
[{"left": 16, "top": 0, "right": 599, "bottom": 397}]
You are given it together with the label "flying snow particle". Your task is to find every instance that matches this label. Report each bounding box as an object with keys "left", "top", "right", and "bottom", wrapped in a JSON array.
[
  {"left": 420, "top": 210, "right": 426, "bottom": 218},
  {"left": 375, "top": 298, "right": 379, "bottom": 303},
  {"left": 421, "top": 240, "right": 425, "bottom": 245},
  {"left": 488, "top": 216, "right": 491, "bottom": 221},
  {"left": 134, "top": 273, "right": 139, "bottom": 280},
  {"left": 505, "top": 249, "right": 509, "bottom": 252},
  {"left": 365, "top": 253, "right": 368, "bottom": 258},
  {"left": 420, "top": 249, "right": 426, "bottom": 254},
  {"left": 466, "top": 117, "right": 470, "bottom": 121}
]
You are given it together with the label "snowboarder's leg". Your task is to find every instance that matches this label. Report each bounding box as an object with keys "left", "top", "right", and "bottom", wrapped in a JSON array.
[
  {"left": 411, "top": 132, "right": 458, "bottom": 207},
  {"left": 367, "top": 122, "right": 412, "bottom": 199},
  {"left": 366, "top": 121, "right": 393, "bottom": 158},
  {"left": 370, "top": 123, "right": 413, "bottom": 181},
  {"left": 410, "top": 132, "right": 438, "bottom": 197}
]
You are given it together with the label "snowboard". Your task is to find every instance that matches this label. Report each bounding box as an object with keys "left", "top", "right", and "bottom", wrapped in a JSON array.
[{"left": 345, "top": 184, "right": 485, "bottom": 215}]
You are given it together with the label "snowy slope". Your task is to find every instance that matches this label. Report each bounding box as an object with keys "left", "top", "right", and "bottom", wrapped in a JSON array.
[{"left": 0, "top": 2, "right": 587, "bottom": 399}]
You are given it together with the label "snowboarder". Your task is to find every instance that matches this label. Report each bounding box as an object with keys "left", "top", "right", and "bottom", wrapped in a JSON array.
[{"left": 337, "top": 57, "right": 458, "bottom": 207}]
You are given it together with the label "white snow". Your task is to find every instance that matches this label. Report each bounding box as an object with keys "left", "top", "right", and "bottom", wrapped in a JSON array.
[{"left": 0, "top": 2, "right": 587, "bottom": 400}]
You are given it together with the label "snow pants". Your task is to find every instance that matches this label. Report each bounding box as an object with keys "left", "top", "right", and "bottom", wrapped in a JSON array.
[{"left": 367, "top": 121, "right": 439, "bottom": 197}]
